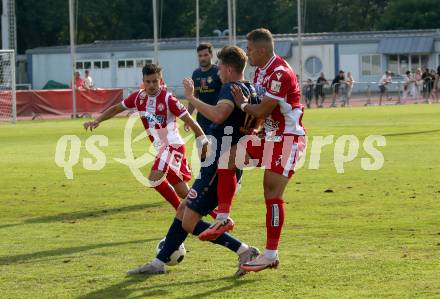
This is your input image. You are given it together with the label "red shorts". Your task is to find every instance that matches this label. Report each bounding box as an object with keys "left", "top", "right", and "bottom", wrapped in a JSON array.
[
  {"left": 152, "top": 144, "right": 191, "bottom": 185},
  {"left": 243, "top": 135, "right": 306, "bottom": 178}
]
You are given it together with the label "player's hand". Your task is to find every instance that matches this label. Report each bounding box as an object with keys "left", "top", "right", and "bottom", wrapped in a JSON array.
[
  {"left": 183, "top": 78, "right": 195, "bottom": 102},
  {"left": 83, "top": 120, "right": 99, "bottom": 131},
  {"left": 196, "top": 136, "right": 210, "bottom": 161},
  {"left": 231, "top": 84, "right": 247, "bottom": 106}
]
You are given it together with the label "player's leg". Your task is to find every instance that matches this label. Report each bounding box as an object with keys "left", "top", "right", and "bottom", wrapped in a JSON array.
[
  {"left": 149, "top": 170, "right": 181, "bottom": 210},
  {"left": 183, "top": 180, "right": 259, "bottom": 277},
  {"left": 127, "top": 199, "right": 189, "bottom": 275},
  {"left": 241, "top": 136, "right": 305, "bottom": 272},
  {"left": 199, "top": 142, "right": 250, "bottom": 241}
]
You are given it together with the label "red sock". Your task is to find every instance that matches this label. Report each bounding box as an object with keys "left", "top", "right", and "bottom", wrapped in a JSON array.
[
  {"left": 216, "top": 169, "right": 237, "bottom": 214},
  {"left": 154, "top": 180, "right": 181, "bottom": 210},
  {"left": 209, "top": 209, "right": 218, "bottom": 219},
  {"left": 265, "top": 198, "right": 285, "bottom": 250}
]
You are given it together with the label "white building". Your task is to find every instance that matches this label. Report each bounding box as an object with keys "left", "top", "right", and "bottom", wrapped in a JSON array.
[{"left": 26, "top": 29, "right": 440, "bottom": 95}]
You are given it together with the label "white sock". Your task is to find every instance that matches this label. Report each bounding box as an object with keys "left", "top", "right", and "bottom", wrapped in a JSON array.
[
  {"left": 151, "top": 258, "right": 165, "bottom": 268},
  {"left": 216, "top": 213, "right": 229, "bottom": 221},
  {"left": 236, "top": 243, "right": 249, "bottom": 255},
  {"left": 264, "top": 249, "right": 278, "bottom": 260}
]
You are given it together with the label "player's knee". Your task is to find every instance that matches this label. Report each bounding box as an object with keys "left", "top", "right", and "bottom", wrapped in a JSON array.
[
  {"left": 175, "top": 201, "right": 186, "bottom": 219},
  {"left": 148, "top": 170, "right": 165, "bottom": 183},
  {"left": 181, "top": 219, "right": 194, "bottom": 233}
]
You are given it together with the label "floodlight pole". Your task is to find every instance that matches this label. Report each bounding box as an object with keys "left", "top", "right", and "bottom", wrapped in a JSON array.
[
  {"left": 227, "top": 0, "right": 232, "bottom": 45},
  {"left": 232, "top": 0, "right": 236, "bottom": 45},
  {"left": 297, "top": 0, "right": 303, "bottom": 86},
  {"left": 152, "top": 0, "right": 159, "bottom": 63},
  {"left": 69, "top": 0, "right": 77, "bottom": 118},
  {"left": 196, "top": 0, "right": 199, "bottom": 46}
]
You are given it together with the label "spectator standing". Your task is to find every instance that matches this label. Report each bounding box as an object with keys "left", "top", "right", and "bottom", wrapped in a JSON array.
[
  {"left": 414, "top": 68, "right": 423, "bottom": 104},
  {"left": 71, "top": 71, "right": 84, "bottom": 89},
  {"left": 303, "top": 78, "right": 314, "bottom": 108},
  {"left": 378, "top": 70, "right": 392, "bottom": 105},
  {"left": 401, "top": 70, "right": 412, "bottom": 104},
  {"left": 315, "top": 72, "right": 328, "bottom": 108},
  {"left": 83, "top": 70, "right": 94, "bottom": 89},
  {"left": 330, "top": 70, "right": 345, "bottom": 107},
  {"left": 343, "top": 71, "right": 354, "bottom": 107}
]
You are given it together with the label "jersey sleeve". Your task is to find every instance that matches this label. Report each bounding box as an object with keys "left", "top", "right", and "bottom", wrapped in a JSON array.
[
  {"left": 265, "top": 70, "right": 291, "bottom": 101},
  {"left": 121, "top": 91, "right": 138, "bottom": 109},
  {"left": 168, "top": 95, "right": 188, "bottom": 118},
  {"left": 217, "top": 84, "right": 235, "bottom": 108}
]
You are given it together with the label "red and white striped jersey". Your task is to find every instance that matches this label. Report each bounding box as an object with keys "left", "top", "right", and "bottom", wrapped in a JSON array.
[
  {"left": 121, "top": 88, "right": 188, "bottom": 147},
  {"left": 253, "top": 55, "right": 305, "bottom": 137}
]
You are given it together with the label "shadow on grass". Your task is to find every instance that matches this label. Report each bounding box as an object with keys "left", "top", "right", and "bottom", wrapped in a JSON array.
[
  {"left": 78, "top": 275, "right": 257, "bottom": 299},
  {"left": 0, "top": 238, "right": 158, "bottom": 265},
  {"left": 0, "top": 202, "right": 163, "bottom": 230},
  {"left": 25, "top": 202, "right": 163, "bottom": 224},
  {"left": 383, "top": 129, "right": 440, "bottom": 137}
]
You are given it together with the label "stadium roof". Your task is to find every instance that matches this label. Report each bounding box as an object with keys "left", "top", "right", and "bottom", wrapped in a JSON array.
[{"left": 26, "top": 28, "right": 440, "bottom": 55}]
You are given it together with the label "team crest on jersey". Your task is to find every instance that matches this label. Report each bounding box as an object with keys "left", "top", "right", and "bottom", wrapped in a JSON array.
[
  {"left": 207, "top": 76, "right": 213, "bottom": 84},
  {"left": 157, "top": 103, "right": 165, "bottom": 112},
  {"left": 264, "top": 118, "right": 280, "bottom": 131},
  {"left": 270, "top": 80, "right": 282, "bottom": 93},
  {"left": 188, "top": 189, "right": 198, "bottom": 199},
  {"left": 276, "top": 72, "right": 282, "bottom": 80},
  {"left": 201, "top": 78, "right": 207, "bottom": 88}
]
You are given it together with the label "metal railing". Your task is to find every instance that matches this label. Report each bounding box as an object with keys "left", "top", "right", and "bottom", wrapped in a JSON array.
[{"left": 301, "top": 78, "right": 440, "bottom": 108}]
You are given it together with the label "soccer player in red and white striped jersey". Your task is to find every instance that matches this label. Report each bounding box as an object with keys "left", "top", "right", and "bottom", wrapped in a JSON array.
[
  {"left": 213, "top": 28, "right": 306, "bottom": 272},
  {"left": 83, "top": 63, "right": 208, "bottom": 212}
]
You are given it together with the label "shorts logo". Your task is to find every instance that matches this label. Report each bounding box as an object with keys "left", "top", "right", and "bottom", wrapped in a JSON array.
[
  {"left": 188, "top": 189, "right": 198, "bottom": 199},
  {"left": 157, "top": 103, "right": 165, "bottom": 112},
  {"left": 270, "top": 80, "right": 282, "bottom": 93}
]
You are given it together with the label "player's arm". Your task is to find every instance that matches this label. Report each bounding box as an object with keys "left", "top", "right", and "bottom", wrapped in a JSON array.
[
  {"left": 180, "top": 113, "right": 205, "bottom": 140},
  {"left": 183, "top": 78, "right": 234, "bottom": 124},
  {"left": 180, "top": 113, "right": 209, "bottom": 159},
  {"left": 83, "top": 103, "right": 126, "bottom": 131},
  {"left": 230, "top": 84, "right": 278, "bottom": 118}
]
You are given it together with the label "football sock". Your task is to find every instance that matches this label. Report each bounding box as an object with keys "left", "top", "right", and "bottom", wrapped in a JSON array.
[
  {"left": 265, "top": 198, "right": 285, "bottom": 250},
  {"left": 156, "top": 218, "right": 188, "bottom": 263},
  {"left": 264, "top": 249, "right": 278, "bottom": 260},
  {"left": 216, "top": 169, "right": 236, "bottom": 216},
  {"left": 236, "top": 243, "right": 250, "bottom": 255},
  {"left": 154, "top": 180, "right": 181, "bottom": 210},
  {"left": 209, "top": 209, "right": 218, "bottom": 219},
  {"left": 193, "top": 220, "right": 241, "bottom": 252},
  {"left": 215, "top": 213, "right": 229, "bottom": 221}
]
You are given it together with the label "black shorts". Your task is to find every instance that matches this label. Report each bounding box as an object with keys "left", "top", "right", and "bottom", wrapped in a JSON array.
[
  {"left": 186, "top": 164, "right": 243, "bottom": 216},
  {"left": 379, "top": 85, "right": 386, "bottom": 94}
]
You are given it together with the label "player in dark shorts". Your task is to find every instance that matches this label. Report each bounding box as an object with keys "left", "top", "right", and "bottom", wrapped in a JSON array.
[{"left": 127, "top": 45, "right": 260, "bottom": 277}]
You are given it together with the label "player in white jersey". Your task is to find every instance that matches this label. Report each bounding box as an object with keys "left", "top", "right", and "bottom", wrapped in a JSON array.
[{"left": 84, "top": 63, "right": 208, "bottom": 212}]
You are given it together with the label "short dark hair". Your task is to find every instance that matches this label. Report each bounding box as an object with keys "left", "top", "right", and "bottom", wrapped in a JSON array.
[
  {"left": 197, "top": 43, "right": 213, "bottom": 54},
  {"left": 142, "top": 63, "right": 162, "bottom": 76},
  {"left": 217, "top": 45, "right": 247, "bottom": 73},
  {"left": 246, "top": 28, "right": 274, "bottom": 51}
]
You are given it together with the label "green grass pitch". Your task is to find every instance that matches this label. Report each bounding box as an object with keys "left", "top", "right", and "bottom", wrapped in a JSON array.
[{"left": 1, "top": 104, "right": 440, "bottom": 298}]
